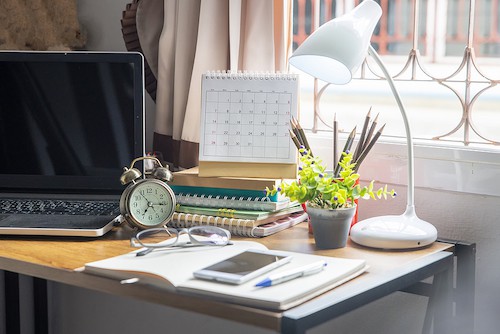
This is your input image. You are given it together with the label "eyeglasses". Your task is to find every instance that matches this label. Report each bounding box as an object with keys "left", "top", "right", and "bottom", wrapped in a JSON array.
[{"left": 130, "top": 225, "right": 232, "bottom": 256}]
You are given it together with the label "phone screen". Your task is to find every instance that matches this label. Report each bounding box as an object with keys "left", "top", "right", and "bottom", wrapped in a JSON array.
[
  {"left": 193, "top": 250, "right": 292, "bottom": 284},
  {"left": 203, "top": 251, "right": 287, "bottom": 275}
]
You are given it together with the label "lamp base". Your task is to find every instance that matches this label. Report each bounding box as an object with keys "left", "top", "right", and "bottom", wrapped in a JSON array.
[{"left": 350, "top": 213, "right": 438, "bottom": 249}]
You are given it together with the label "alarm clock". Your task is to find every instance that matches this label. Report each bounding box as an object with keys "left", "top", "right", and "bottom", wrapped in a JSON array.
[{"left": 119, "top": 156, "right": 176, "bottom": 229}]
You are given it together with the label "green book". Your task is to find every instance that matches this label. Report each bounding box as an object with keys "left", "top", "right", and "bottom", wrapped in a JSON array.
[
  {"left": 174, "top": 193, "right": 292, "bottom": 212},
  {"left": 170, "top": 185, "right": 279, "bottom": 202},
  {"left": 174, "top": 203, "right": 303, "bottom": 221}
]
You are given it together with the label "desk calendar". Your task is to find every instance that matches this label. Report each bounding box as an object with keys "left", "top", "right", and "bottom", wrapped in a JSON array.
[{"left": 199, "top": 72, "right": 299, "bottom": 179}]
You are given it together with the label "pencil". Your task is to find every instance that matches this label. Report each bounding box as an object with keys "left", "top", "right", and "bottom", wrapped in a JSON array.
[
  {"left": 344, "top": 126, "right": 357, "bottom": 155},
  {"left": 353, "top": 107, "right": 371, "bottom": 162},
  {"left": 289, "top": 129, "right": 302, "bottom": 152},
  {"left": 334, "top": 126, "right": 356, "bottom": 177},
  {"left": 354, "top": 124, "right": 385, "bottom": 172},
  {"left": 363, "top": 113, "right": 379, "bottom": 154},
  {"left": 290, "top": 117, "right": 304, "bottom": 147},
  {"left": 294, "top": 117, "right": 313, "bottom": 156},
  {"left": 333, "top": 113, "right": 338, "bottom": 172}
]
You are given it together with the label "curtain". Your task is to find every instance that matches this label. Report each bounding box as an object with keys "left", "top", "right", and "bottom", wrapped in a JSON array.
[{"left": 136, "top": 0, "right": 292, "bottom": 169}]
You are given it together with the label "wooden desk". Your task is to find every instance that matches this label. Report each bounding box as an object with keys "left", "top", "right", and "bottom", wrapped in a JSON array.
[{"left": 0, "top": 224, "right": 474, "bottom": 334}]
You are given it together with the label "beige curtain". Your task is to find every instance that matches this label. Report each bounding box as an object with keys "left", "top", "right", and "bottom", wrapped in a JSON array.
[{"left": 136, "top": 0, "right": 292, "bottom": 169}]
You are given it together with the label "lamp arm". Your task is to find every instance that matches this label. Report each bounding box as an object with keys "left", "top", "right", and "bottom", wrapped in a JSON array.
[{"left": 367, "top": 45, "right": 415, "bottom": 212}]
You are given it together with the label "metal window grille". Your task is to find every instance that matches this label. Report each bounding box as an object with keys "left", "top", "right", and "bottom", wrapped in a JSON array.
[{"left": 293, "top": 0, "right": 500, "bottom": 146}]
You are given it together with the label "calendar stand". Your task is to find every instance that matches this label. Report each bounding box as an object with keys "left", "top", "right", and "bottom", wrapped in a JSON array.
[{"left": 198, "top": 161, "right": 297, "bottom": 179}]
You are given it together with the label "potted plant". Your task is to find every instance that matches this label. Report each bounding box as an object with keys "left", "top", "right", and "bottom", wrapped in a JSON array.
[{"left": 267, "top": 149, "right": 396, "bottom": 248}]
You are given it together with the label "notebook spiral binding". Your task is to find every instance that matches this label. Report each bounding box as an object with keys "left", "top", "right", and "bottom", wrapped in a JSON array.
[
  {"left": 175, "top": 193, "right": 276, "bottom": 211},
  {"left": 205, "top": 70, "right": 298, "bottom": 81},
  {"left": 170, "top": 212, "right": 258, "bottom": 237}
]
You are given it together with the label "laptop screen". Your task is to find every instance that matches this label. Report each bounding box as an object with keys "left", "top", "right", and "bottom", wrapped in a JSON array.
[{"left": 0, "top": 51, "right": 145, "bottom": 194}]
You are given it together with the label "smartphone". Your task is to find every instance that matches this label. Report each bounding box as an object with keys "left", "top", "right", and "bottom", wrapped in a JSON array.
[{"left": 193, "top": 249, "right": 292, "bottom": 285}]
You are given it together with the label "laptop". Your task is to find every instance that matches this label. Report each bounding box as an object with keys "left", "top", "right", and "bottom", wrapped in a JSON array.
[{"left": 0, "top": 51, "right": 145, "bottom": 237}]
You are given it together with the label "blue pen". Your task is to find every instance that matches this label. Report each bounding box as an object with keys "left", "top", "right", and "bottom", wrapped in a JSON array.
[{"left": 255, "top": 260, "right": 327, "bottom": 287}]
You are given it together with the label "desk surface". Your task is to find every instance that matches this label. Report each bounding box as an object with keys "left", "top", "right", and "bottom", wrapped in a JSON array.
[{"left": 0, "top": 223, "right": 453, "bottom": 332}]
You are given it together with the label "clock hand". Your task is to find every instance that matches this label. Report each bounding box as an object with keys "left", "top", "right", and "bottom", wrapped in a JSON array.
[
  {"left": 142, "top": 200, "right": 159, "bottom": 217},
  {"left": 137, "top": 193, "right": 151, "bottom": 216},
  {"left": 144, "top": 196, "right": 161, "bottom": 208},
  {"left": 146, "top": 195, "right": 167, "bottom": 206},
  {"left": 140, "top": 193, "right": 152, "bottom": 203}
]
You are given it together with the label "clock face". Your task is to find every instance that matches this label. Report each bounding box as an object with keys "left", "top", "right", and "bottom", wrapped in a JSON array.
[{"left": 128, "top": 180, "right": 175, "bottom": 227}]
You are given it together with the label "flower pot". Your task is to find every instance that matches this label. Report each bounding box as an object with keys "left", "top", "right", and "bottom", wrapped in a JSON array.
[
  {"left": 306, "top": 205, "right": 357, "bottom": 249},
  {"left": 304, "top": 177, "right": 360, "bottom": 234}
]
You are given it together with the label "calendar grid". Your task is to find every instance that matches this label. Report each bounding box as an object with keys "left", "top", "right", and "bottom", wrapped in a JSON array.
[{"left": 200, "top": 72, "right": 299, "bottom": 165}]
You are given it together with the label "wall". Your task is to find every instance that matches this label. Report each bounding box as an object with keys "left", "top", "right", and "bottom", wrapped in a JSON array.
[
  {"left": 41, "top": 1, "right": 500, "bottom": 333},
  {"left": 77, "top": 0, "right": 156, "bottom": 150}
]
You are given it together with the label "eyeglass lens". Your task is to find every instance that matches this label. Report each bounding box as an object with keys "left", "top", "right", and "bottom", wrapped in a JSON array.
[
  {"left": 137, "top": 226, "right": 229, "bottom": 248},
  {"left": 137, "top": 229, "right": 176, "bottom": 247},
  {"left": 189, "top": 226, "right": 230, "bottom": 245}
]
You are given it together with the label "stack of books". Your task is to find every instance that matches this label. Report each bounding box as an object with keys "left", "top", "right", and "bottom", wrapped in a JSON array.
[{"left": 168, "top": 167, "right": 307, "bottom": 237}]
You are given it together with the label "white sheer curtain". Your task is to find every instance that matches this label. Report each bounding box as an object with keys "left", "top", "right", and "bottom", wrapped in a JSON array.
[{"left": 136, "top": 0, "right": 292, "bottom": 168}]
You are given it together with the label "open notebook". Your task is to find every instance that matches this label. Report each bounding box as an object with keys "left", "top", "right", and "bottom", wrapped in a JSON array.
[
  {"left": 82, "top": 240, "right": 367, "bottom": 310},
  {"left": 0, "top": 51, "right": 145, "bottom": 237}
]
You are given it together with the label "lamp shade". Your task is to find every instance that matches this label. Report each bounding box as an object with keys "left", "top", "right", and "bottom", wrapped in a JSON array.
[{"left": 289, "top": 0, "right": 381, "bottom": 84}]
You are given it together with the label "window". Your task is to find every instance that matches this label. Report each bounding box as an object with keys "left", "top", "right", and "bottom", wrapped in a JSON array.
[{"left": 292, "top": 0, "right": 500, "bottom": 196}]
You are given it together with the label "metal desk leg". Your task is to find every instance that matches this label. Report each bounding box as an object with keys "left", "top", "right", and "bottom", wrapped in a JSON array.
[
  {"left": 4, "top": 271, "right": 21, "bottom": 334},
  {"left": 33, "top": 278, "right": 49, "bottom": 334},
  {"left": 431, "top": 261, "right": 454, "bottom": 334},
  {"left": 432, "top": 239, "right": 476, "bottom": 334},
  {"left": 3, "top": 271, "right": 49, "bottom": 334},
  {"left": 453, "top": 241, "right": 476, "bottom": 334}
]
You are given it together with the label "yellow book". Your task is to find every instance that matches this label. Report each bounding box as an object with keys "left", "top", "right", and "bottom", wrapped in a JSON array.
[
  {"left": 171, "top": 166, "right": 289, "bottom": 191},
  {"left": 198, "top": 161, "right": 297, "bottom": 179}
]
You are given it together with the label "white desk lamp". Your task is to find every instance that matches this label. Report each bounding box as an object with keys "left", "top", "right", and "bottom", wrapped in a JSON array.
[{"left": 289, "top": 0, "right": 437, "bottom": 249}]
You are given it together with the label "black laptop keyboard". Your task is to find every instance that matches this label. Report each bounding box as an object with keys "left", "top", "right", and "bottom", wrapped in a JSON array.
[{"left": 1, "top": 199, "right": 120, "bottom": 216}]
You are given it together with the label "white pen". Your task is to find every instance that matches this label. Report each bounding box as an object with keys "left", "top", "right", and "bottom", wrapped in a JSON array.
[{"left": 255, "top": 260, "right": 327, "bottom": 287}]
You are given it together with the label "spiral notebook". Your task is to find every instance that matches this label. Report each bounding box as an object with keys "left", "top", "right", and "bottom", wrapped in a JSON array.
[
  {"left": 199, "top": 71, "right": 299, "bottom": 179},
  {"left": 168, "top": 211, "right": 307, "bottom": 237}
]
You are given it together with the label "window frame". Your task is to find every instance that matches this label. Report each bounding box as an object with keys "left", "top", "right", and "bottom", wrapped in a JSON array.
[
  {"left": 306, "top": 132, "right": 500, "bottom": 197},
  {"left": 292, "top": 0, "right": 500, "bottom": 197}
]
